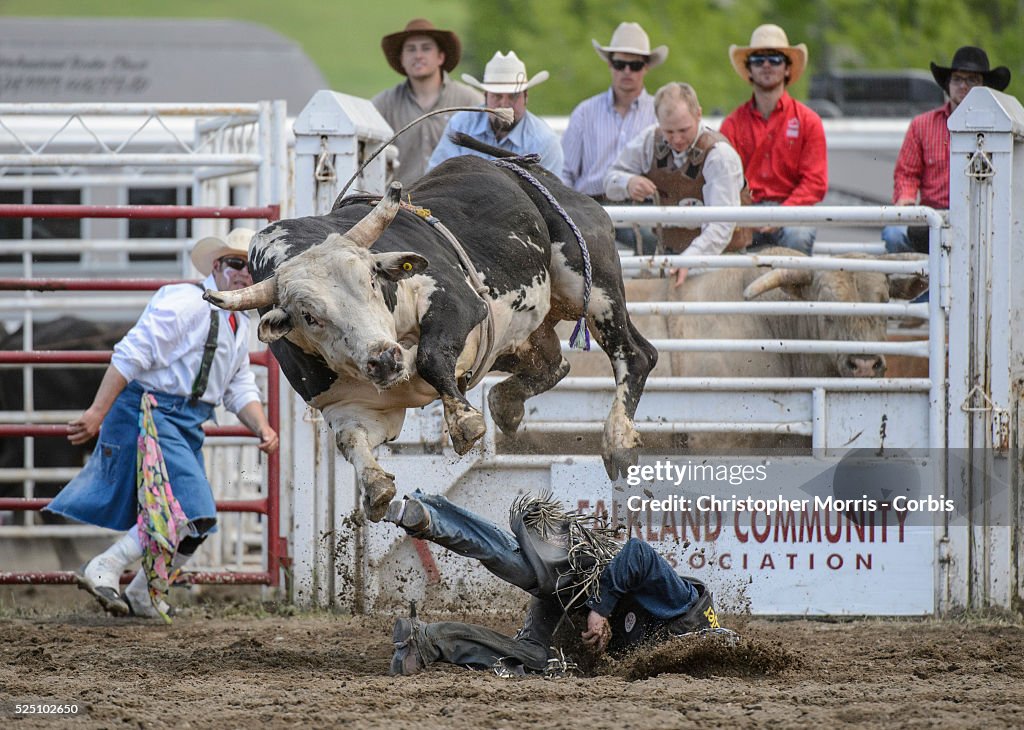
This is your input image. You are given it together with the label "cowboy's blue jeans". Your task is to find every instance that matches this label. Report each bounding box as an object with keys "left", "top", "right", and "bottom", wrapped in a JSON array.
[
  {"left": 402, "top": 491, "right": 558, "bottom": 672},
  {"left": 411, "top": 490, "right": 538, "bottom": 592},
  {"left": 750, "top": 225, "right": 817, "bottom": 255}
]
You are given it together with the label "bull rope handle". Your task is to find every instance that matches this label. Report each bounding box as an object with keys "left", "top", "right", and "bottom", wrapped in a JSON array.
[
  {"left": 336, "top": 106, "right": 515, "bottom": 200},
  {"left": 492, "top": 156, "right": 592, "bottom": 351}
]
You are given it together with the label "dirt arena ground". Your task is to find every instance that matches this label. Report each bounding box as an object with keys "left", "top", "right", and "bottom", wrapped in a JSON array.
[{"left": 1, "top": 590, "right": 1022, "bottom": 729}]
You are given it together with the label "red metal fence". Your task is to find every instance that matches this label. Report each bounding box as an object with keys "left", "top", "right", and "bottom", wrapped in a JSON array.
[{"left": 0, "top": 204, "right": 288, "bottom": 589}]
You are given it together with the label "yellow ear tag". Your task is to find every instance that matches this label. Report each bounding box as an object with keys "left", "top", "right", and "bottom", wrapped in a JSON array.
[{"left": 402, "top": 261, "right": 413, "bottom": 271}]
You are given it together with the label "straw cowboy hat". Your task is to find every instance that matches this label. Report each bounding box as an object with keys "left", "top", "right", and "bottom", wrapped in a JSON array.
[
  {"left": 592, "top": 22, "right": 668, "bottom": 68},
  {"left": 381, "top": 18, "right": 462, "bottom": 76},
  {"left": 190, "top": 228, "right": 256, "bottom": 277},
  {"left": 729, "top": 24, "right": 808, "bottom": 85},
  {"left": 930, "top": 46, "right": 1011, "bottom": 92},
  {"left": 462, "top": 51, "right": 549, "bottom": 94}
]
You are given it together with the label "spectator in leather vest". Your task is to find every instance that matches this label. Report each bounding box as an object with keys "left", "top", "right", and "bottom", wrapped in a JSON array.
[{"left": 604, "top": 82, "right": 751, "bottom": 287}]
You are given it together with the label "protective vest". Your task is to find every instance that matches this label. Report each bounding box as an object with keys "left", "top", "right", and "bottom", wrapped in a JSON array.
[{"left": 644, "top": 128, "right": 753, "bottom": 253}]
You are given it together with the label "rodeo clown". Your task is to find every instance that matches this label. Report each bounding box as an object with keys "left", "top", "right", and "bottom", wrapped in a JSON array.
[
  {"left": 45, "top": 229, "right": 278, "bottom": 619},
  {"left": 385, "top": 491, "right": 733, "bottom": 675}
]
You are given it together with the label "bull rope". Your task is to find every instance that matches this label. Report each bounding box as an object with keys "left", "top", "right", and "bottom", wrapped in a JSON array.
[
  {"left": 399, "top": 203, "right": 497, "bottom": 390},
  {"left": 492, "top": 156, "right": 592, "bottom": 350}
]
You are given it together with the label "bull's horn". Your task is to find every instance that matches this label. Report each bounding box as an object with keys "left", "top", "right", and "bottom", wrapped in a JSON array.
[
  {"left": 343, "top": 181, "right": 402, "bottom": 248},
  {"left": 743, "top": 268, "right": 814, "bottom": 300},
  {"left": 204, "top": 276, "right": 277, "bottom": 311}
]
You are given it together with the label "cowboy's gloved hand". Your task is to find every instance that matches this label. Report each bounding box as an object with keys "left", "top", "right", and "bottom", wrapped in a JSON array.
[{"left": 581, "top": 609, "right": 612, "bottom": 653}]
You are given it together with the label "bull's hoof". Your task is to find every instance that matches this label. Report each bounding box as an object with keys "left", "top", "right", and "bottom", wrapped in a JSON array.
[
  {"left": 602, "top": 448, "right": 640, "bottom": 480},
  {"left": 603, "top": 417, "right": 642, "bottom": 479},
  {"left": 363, "top": 471, "right": 396, "bottom": 523},
  {"left": 448, "top": 408, "right": 486, "bottom": 455},
  {"left": 487, "top": 384, "right": 525, "bottom": 436}
]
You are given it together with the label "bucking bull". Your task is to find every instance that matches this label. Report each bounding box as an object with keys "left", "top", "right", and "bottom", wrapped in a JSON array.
[{"left": 205, "top": 153, "right": 657, "bottom": 521}]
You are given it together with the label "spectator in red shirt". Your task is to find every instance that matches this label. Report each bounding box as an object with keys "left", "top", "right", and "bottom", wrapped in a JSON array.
[
  {"left": 883, "top": 47, "right": 1011, "bottom": 254},
  {"left": 720, "top": 24, "right": 827, "bottom": 255}
]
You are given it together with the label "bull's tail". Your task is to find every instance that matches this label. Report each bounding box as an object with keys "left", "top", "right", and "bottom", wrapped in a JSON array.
[{"left": 449, "top": 132, "right": 529, "bottom": 162}]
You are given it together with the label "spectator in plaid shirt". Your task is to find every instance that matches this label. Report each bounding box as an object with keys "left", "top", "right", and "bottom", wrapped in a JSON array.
[{"left": 883, "top": 47, "right": 1010, "bottom": 254}]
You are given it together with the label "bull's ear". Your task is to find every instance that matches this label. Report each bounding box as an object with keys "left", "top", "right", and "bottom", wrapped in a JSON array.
[
  {"left": 888, "top": 273, "right": 929, "bottom": 301},
  {"left": 257, "top": 308, "right": 292, "bottom": 343},
  {"left": 374, "top": 252, "right": 429, "bottom": 281}
]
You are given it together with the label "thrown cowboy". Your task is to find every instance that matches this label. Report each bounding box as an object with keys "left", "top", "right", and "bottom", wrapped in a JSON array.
[
  {"left": 385, "top": 491, "right": 730, "bottom": 676},
  {"left": 46, "top": 229, "right": 278, "bottom": 618},
  {"left": 427, "top": 50, "right": 564, "bottom": 176}
]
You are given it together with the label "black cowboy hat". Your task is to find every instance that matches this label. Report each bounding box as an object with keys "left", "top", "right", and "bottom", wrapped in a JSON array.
[
  {"left": 381, "top": 18, "right": 462, "bottom": 76},
  {"left": 931, "top": 46, "right": 1011, "bottom": 92}
]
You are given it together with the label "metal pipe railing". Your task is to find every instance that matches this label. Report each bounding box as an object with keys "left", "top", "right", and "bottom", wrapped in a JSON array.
[{"left": 0, "top": 203, "right": 279, "bottom": 220}]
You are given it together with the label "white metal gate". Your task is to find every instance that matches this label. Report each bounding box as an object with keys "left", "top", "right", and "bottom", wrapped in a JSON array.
[
  {"left": 281, "top": 87, "right": 1021, "bottom": 616},
  {"left": 0, "top": 101, "right": 289, "bottom": 579}
]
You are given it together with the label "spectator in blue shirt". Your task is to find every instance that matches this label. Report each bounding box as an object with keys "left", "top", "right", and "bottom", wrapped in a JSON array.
[
  {"left": 562, "top": 22, "right": 668, "bottom": 198},
  {"left": 385, "top": 491, "right": 732, "bottom": 676},
  {"left": 427, "top": 51, "right": 563, "bottom": 178}
]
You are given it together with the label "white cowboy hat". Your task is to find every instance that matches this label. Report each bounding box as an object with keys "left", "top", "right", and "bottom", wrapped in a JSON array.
[
  {"left": 592, "top": 22, "right": 668, "bottom": 69},
  {"left": 462, "top": 51, "right": 549, "bottom": 94},
  {"left": 729, "top": 24, "right": 808, "bottom": 85},
  {"left": 190, "top": 227, "right": 256, "bottom": 276}
]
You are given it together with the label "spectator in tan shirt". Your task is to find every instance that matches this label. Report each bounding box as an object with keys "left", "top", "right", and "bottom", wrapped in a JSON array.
[{"left": 372, "top": 18, "right": 482, "bottom": 186}]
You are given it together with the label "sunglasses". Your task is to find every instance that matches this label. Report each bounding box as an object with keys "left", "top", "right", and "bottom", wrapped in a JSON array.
[
  {"left": 611, "top": 59, "right": 647, "bottom": 72},
  {"left": 748, "top": 53, "right": 787, "bottom": 67},
  {"left": 218, "top": 256, "right": 248, "bottom": 271},
  {"left": 949, "top": 74, "right": 984, "bottom": 88}
]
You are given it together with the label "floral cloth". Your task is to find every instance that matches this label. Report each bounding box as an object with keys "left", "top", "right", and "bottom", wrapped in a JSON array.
[{"left": 135, "top": 392, "right": 191, "bottom": 623}]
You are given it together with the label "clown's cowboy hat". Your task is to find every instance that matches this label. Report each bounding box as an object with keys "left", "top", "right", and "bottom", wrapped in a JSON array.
[
  {"left": 462, "top": 51, "right": 549, "bottom": 94},
  {"left": 930, "top": 46, "right": 1010, "bottom": 92},
  {"left": 729, "top": 24, "right": 808, "bottom": 85},
  {"left": 381, "top": 18, "right": 462, "bottom": 76},
  {"left": 592, "top": 22, "right": 668, "bottom": 69},
  {"left": 190, "top": 228, "right": 255, "bottom": 277}
]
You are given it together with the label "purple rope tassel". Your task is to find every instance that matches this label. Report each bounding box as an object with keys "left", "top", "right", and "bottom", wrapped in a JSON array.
[{"left": 493, "top": 156, "right": 592, "bottom": 350}]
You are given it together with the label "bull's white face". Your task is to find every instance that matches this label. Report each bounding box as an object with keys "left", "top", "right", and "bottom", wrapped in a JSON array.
[{"left": 257, "top": 234, "right": 427, "bottom": 390}]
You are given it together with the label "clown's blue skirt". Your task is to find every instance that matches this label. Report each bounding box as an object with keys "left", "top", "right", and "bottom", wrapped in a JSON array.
[{"left": 45, "top": 381, "right": 216, "bottom": 531}]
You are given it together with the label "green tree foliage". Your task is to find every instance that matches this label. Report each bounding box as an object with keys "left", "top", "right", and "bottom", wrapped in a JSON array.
[{"left": 466, "top": 0, "right": 1023, "bottom": 115}]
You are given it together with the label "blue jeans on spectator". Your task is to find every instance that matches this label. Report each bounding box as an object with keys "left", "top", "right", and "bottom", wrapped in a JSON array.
[
  {"left": 881, "top": 225, "right": 929, "bottom": 303},
  {"left": 882, "top": 225, "right": 911, "bottom": 253},
  {"left": 749, "top": 201, "right": 816, "bottom": 255}
]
